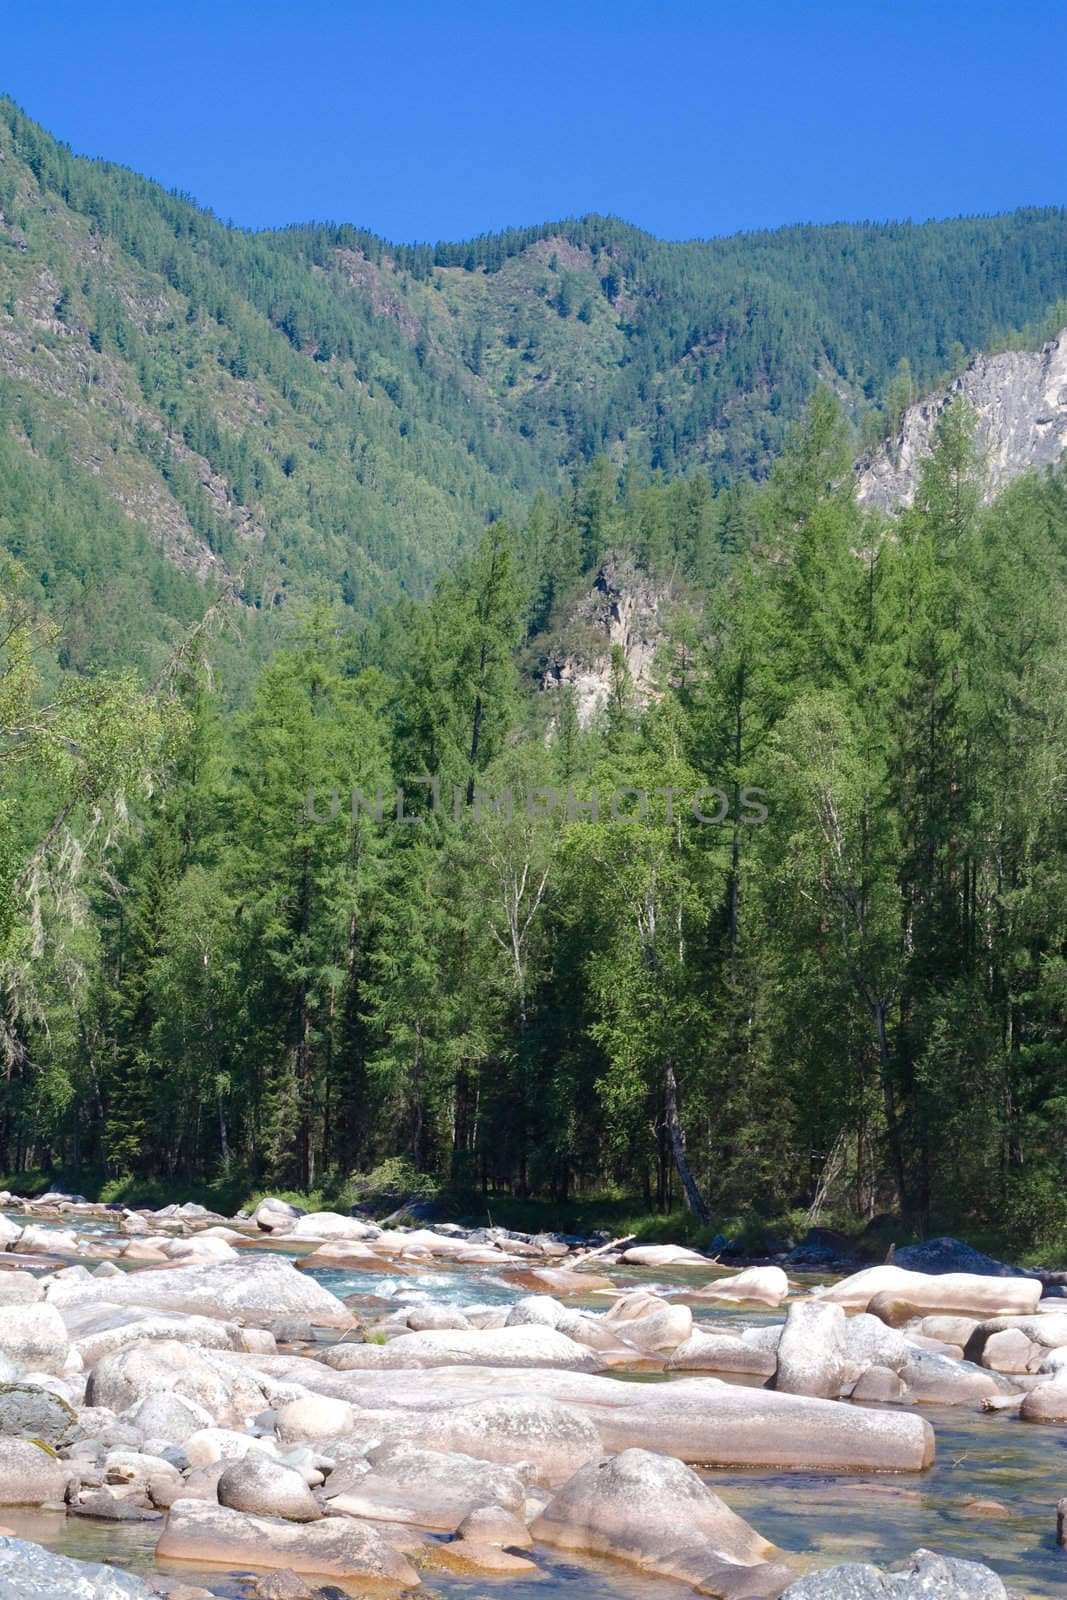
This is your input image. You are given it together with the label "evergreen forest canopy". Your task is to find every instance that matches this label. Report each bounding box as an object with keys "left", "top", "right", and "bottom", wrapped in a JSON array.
[
  {"left": 2, "top": 99, "right": 1067, "bottom": 1249},
  {"left": 4, "top": 388, "right": 1067, "bottom": 1252}
]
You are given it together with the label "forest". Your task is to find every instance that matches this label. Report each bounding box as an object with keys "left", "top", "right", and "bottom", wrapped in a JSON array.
[{"left": 3, "top": 387, "right": 1067, "bottom": 1255}]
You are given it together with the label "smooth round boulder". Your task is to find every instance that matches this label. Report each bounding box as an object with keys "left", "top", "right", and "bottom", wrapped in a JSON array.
[
  {"left": 0, "top": 1273, "right": 40, "bottom": 1304},
  {"left": 773, "top": 1301, "right": 852, "bottom": 1398},
  {"left": 0, "top": 1382, "right": 77, "bottom": 1445},
  {"left": 276, "top": 1393, "right": 355, "bottom": 1442},
  {"left": 184, "top": 1429, "right": 279, "bottom": 1469},
  {"left": 315, "top": 1325, "right": 599, "bottom": 1372},
  {"left": 1020, "top": 1376, "right": 1067, "bottom": 1422},
  {"left": 0, "top": 1304, "right": 70, "bottom": 1374},
  {"left": 325, "top": 1441, "right": 526, "bottom": 1531},
  {"left": 456, "top": 1504, "right": 533, "bottom": 1547},
  {"left": 665, "top": 1332, "right": 777, "bottom": 1378},
  {"left": 619, "top": 1245, "right": 714, "bottom": 1268},
  {"left": 0, "top": 1438, "right": 69, "bottom": 1505},
  {"left": 86, "top": 1340, "right": 265, "bottom": 1425},
  {"left": 850, "top": 1366, "right": 909, "bottom": 1404},
  {"left": 531, "top": 1448, "right": 787, "bottom": 1594},
  {"left": 124, "top": 1391, "right": 216, "bottom": 1445},
  {"left": 217, "top": 1454, "right": 322, "bottom": 1522},
  {"left": 898, "top": 1353, "right": 1004, "bottom": 1405},
  {"left": 979, "top": 1328, "right": 1041, "bottom": 1373},
  {"left": 694, "top": 1266, "right": 790, "bottom": 1307},
  {"left": 603, "top": 1292, "right": 692, "bottom": 1353},
  {"left": 157, "top": 1498, "right": 419, "bottom": 1583},
  {"left": 816, "top": 1266, "right": 1041, "bottom": 1319},
  {"left": 251, "top": 1197, "right": 307, "bottom": 1231}
]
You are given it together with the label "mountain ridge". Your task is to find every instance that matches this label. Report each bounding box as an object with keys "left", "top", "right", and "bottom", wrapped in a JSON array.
[{"left": 2, "top": 95, "right": 1067, "bottom": 675}]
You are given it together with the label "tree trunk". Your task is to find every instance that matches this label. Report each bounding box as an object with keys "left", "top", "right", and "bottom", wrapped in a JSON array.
[{"left": 663, "top": 1062, "right": 710, "bottom": 1222}]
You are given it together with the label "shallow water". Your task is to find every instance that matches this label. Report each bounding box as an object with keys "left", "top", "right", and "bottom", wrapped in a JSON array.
[{"left": 7, "top": 1213, "right": 1067, "bottom": 1595}]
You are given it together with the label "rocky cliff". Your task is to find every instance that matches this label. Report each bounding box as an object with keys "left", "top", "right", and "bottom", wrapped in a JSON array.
[
  {"left": 540, "top": 557, "right": 697, "bottom": 728},
  {"left": 856, "top": 330, "right": 1067, "bottom": 511}
]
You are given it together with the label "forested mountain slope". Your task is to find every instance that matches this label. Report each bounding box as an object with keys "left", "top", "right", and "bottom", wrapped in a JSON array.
[{"left": 2, "top": 96, "right": 1067, "bottom": 675}]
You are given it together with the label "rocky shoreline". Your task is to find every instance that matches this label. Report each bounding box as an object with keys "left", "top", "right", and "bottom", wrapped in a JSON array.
[{"left": 0, "top": 1191, "right": 1062, "bottom": 1598}]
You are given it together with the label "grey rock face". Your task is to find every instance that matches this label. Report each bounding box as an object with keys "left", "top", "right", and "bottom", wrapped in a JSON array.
[
  {"left": 782, "top": 1546, "right": 1007, "bottom": 1600},
  {"left": 856, "top": 332, "right": 1067, "bottom": 512},
  {"left": 0, "top": 1536, "right": 157, "bottom": 1597},
  {"left": 0, "top": 1381, "right": 77, "bottom": 1445}
]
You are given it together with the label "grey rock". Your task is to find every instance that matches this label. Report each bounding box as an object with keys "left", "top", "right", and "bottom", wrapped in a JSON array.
[
  {"left": 70, "top": 1488, "right": 163, "bottom": 1521},
  {"left": 0, "top": 1381, "right": 77, "bottom": 1445},
  {"left": 217, "top": 1452, "right": 322, "bottom": 1521},
  {"left": 0, "top": 1535, "right": 156, "bottom": 1597},
  {"left": 890, "top": 1238, "right": 1031, "bottom": 1279},
  {"left": 774, "top": 1301, "right": 852, "bottom": 1397},
  {"left": 782, "top": 1546, "right": 1007, "bottom": 1600}
]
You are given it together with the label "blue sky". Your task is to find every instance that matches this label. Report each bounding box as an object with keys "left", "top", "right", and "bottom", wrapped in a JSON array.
[{"left": 2, "top": 0, "right": 1063, "bottom": 243}]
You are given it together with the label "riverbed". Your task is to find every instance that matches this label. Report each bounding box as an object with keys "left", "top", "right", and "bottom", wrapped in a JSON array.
[{"left": 6, "top": 1217, "right": 1067, "bottom": 1597}]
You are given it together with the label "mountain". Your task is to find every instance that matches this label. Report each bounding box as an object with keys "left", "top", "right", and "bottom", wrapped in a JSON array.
[
  {"left": 2, "top": 96, "right": 1067, "bottom": 678},
  {"left": 856, "top": 328, "right": 1067, "bottom": 510}
]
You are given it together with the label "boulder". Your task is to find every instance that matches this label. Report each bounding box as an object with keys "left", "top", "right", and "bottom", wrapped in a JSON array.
[
  {"left": 456, "top": 1504, "right": 533, "bottom": 1547},
  {"left": 602, "top": 1291, "right": 692, "bottom": 1352},
  {"left": 217, "top": 1454, "right": 322, "bottom": 1521},
  {"left": 316, "top": 1325, "right": 599, "bottom": 1371},
  {"left": 44, "top": 1255, "right": 352, "bottom": 1328},
  {"left": 257, "top": 1362, "right": 934, "bottom": 1473},
  {"left": 0, "top": 1303, "right": 70, "bottom": 1373},
  {"left": 323, "top": 1441, "right": 525, "bottom": 1530},
  {"left": 977, "top": 1328, "right": 1041, "bottom": 1373},
  {"left": 159, "top": 1237, "right": 238, "bottom": 1263},
  {"left": 123, "top": 1391, "right": 216, "bottom": 1445},
  {"left": 814, "top": 1266, "right": 1041, "bottom": 1319},
  {"left": 276, "top": 1394, "right": 355, "bottom": 1441},
  {"left": 505, "top": 1266, "right": 617, "bottom": 1295},
  {"left": 343, "top": 1394, "right": 603, "bottom": 1484},
  {"left": 70, "top": 1489, "right": 163, "bottom": 1522},
  {"left": 0, "top": 1274, "right": 40, "bottom": 1304},
  {"left": 85, "top": 1340, "right": 267, "bottom": 1425},
  {"left": 405, "top": 1307, "right": 472, "bottom": 1332},
  {"left": 251, "top": 1198, "right": 307, "bottom": 1232},
  {"left": 0, "top": 1535, "right": 157, "bottom": 1596},
  {"left": 665, "top": 1332, "right": 777, "bottom": 1378},
  {"left": 897, "top": 1353, "right": 1003, "bottom": 1405},
  {"left": 0, "top": 1439, "right": 69, "bottom": 1504},
  {"left": 0, "top": 1217, "right": 23, "bottom": 1247},
  {"left": 780, "top": 1545, "right": 1009, "bottom": 1600},
  {"left": 60, "top": 1303, "right": 255, "bottom": 1364},
  {"left": 156, "top": 1499, "right": 420, "bottom": 1583},
  {"left": 0, "top": 1382, "right": 77, "bottom": 1445},
  {"left": 531, "top": 1448, "right": 790, "bottom": 1599},
  {"left": 891, "top": 1238, "right": 1029, "bottom": 1278},
  {"left": 285, "top": 1212, "right": 378, "bottom": 1241},
  {"left": 1020, "top": 1375, "right": 1067, "bottom": 1421},
  {"left": 184, "top": 1430, "right": 278, "bottom": 1469},
  {"left": 14, "top": 1225, "right": 79, "bottom": 1256},
  {"left": 914, "top": 1316, "right": 980, "bottom": 1348},
  {"left": 693, "top": 1267, "right": 790, "bottom": 1307},
  {"left": 619, "top": 1245, "right": 714, "bottom": 1268},
  {"left": 850, "top": 1366, "right": 909, "bottom": 1403},
  {"left": 593, "top": 1382, "right": 935, "bottom": 1472},
  {"left": 773, "top": 1301, "right": 853, "bottom": 1398},
  {"left": 964, "top": 1313, "right": 1067, "bottom": 1359},
  {"left": 840, "top": 1313, "right": 916, "bottom": 1372}
]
